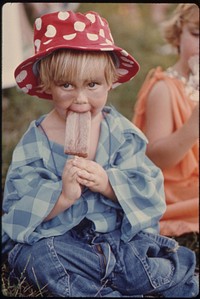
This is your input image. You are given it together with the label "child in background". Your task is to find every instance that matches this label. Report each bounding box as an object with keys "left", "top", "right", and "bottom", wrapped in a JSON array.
[
  {"left": 2, "top": 10, "right": 198, "bottom": 297},
  {"left": 133, "top": 4, "right": 199, "bottom": 238}
]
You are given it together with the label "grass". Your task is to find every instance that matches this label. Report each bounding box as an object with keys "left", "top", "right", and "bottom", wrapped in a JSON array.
[
  {"left": 1, "top": 3, "right": 199, "bottom": 297},
  {"left": 1, "top": 259, "right": 52, "bottom": 297}
]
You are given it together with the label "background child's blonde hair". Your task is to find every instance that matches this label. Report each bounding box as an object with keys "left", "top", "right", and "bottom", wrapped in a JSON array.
[
  {"left": 161, "top": 4, "right": 199, "bottom": 49},
  {"left": 38, "top": 49, "right": 119, "bottom": 93}
]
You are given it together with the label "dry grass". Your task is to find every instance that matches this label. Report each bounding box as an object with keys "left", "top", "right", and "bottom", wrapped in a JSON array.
[{"left": 1, "top": 258, "right": 52, "bottom": 297}]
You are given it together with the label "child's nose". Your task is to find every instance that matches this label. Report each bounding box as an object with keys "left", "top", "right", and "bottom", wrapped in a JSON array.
[{"left": 75, "top": 91, "right": 88, "bottom": 104}]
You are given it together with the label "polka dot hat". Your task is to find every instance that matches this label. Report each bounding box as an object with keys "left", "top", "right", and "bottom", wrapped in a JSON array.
[{"left": 14, "top": 10, "right": 140, "bottom": 100}]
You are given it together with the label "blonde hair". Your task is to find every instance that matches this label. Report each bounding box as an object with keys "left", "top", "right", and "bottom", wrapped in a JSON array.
[
  {"left": 38, "top": 49, "right": 119, "bottom": 92},
  {"left": 162, "top": 4, "right": 199, "bottom": 49}
]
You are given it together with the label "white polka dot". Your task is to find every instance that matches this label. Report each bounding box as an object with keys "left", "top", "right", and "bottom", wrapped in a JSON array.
[
  {"left": 22, "top": 87, "right": 29, "bottom": 93},
  {"left": 120, "top": 56, "right": 134, "bottom": 64},
  {"left": 87, "top": 33, "right": 98, "bottom": 41},
  {"left": 86, "top": 13, "right": 96, "bottom": 23},
  {"left": 16, "top": 70, "right": 27, "bottom": 83},
  {"left": 58, "top": 11, "right": 70, "bottom": 20},
  {"left": 45, "top": 47, "right": 54, "bottom": 52},
  {"left": 26, "top": 84, "right": 32, "bottom": 90},
  {"left": 34, "top": 39, "right": 41, "bottom": 52},
  {"left": 21, "top": 84, "right": 32, "bottom": 93},
  {"left": 35, "top": 18, "right": 42, "bottom": 30},
  {"left": 45, "top": 25, "right": 56, "bottom": 38},
  {"left": 117, "top": 68, "right": 129, "bottom": 75},
  {"left": 43, "top": 39, "right": 52, "bottom": 45},
  {"left": 122, "top": 63, "right": 133, "bottom": 68},
  {"left": 74, "top": 21, "right": 86, "bottom": 32},
  {"left": 63, "top": 33, "right": 77, "bottom": 40},
  {"left": 105, "top": 39, "right": 113, "bottom": 45},
  {"left": 98, "top": 16, "right": 104, "bottom": 26},
  {"left": 120, "top": 50, "right": 129, "bottom": 57},
  {"left": 99, "top": 29, "right": 105, "bottom": 37}
]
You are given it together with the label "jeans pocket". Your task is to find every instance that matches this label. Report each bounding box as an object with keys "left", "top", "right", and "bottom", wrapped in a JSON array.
[{"left": 131, "top": 243, "right": 175, "bottom": 290}]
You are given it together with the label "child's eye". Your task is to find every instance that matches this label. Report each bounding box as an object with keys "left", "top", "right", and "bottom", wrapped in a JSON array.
[
  {"left": 63, "top": 83, "right": 72, "bottom": 89},
  {"left": 88, "top": 82, "right": 98, "bottom": 88},
  {"left": 190, "top": 30, "right": 199, "bottom": 37},
  {"left": 192, "top": 32, "right": 199, "bottom": 37}
]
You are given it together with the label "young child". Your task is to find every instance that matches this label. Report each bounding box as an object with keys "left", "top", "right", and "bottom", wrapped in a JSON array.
[
  {"left": 2, "top": 10, "right": 198, "bottom": 297},
  {"left": 133, "top": 4, "right": 199, "bottom": 238}
]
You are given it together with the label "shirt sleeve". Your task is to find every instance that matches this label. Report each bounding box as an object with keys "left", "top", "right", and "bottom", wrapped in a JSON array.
[
  {"left": 2, "top": 160, "right": 61, "bottom": 243},
  {"left": 2, "top": 121, "right": 90, "bottom": 245},
  {"left": 106, "top": 131, "right": 166, "bottom": 242},
  {"left": 2, "top": 160, "right": 87, "bottom": 244}
]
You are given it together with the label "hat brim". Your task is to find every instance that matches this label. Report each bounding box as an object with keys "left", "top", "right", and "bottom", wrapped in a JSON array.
[{"left": 14, "top": 44, "right": 139, "bottom": 100}]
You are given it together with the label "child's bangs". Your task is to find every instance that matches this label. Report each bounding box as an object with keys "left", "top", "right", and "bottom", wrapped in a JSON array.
[
  {"left": 52, "top": 50, "right": 117, "bottom": 85},
  {"left": 56, "top": 53, "right": 103, "bottom": 83},
  {"left": 38, "top": 49, "right": 118, "bottom": 92}
]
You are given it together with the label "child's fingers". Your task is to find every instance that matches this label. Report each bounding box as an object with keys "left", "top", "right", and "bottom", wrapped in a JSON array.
[
  {"left": 72, "top": 157, "right": 97, "bottom": 174},
  {"left": 77, "top": 169, "right": 95, "bottom": 182},
  {"left": 63, "top": 163, "right": 80, "bottom": 180}
]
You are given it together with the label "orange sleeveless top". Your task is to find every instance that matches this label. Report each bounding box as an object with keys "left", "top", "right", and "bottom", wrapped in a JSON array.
[{"left": 133, "top": 67, "right": 199, "bottom": 236}]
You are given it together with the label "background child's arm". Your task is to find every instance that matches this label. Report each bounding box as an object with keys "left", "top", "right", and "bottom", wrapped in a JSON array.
[{"left": 145, "top": 81, "right": 199, "bottom": 169}]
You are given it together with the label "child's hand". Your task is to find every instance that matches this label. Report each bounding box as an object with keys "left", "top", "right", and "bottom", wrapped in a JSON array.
[
  {"left": 72, "top": 157, "right": 116, "bottom": 201},
  {"left": 72, "top": 157, "right": 108, "bottom": 193},
  {"left": 62, "top": 159, "right": 82, "bottom": 203},
  {"left": 44, "top": 159, "right": 83, "bottom": 221}
]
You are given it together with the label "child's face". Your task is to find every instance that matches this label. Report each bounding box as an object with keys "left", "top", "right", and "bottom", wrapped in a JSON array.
[
  {"left": 179, "top": 21, "right": 199, "bottom": 67},
  {"left": 48, "top": 70, "right": 111, "bottom": 120}
]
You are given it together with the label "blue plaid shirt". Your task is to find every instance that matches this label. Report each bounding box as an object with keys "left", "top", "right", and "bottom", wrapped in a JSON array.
[{"left": 2, "top": 106, "right": 166, "bottom": 252}]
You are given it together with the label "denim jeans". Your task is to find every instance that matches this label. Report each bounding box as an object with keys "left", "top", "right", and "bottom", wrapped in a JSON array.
[{"left": 8, "top": 219, "right": 199, "bottom": 297}]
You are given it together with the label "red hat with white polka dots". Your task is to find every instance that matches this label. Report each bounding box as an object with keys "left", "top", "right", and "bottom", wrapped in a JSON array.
[{"left": 14, "top": 10, "right": 140, "bottom": 100}]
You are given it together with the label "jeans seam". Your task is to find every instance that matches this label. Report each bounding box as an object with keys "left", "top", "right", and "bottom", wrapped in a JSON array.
[
  {"left": 8, "top": 243, "right": 24, "bottom": 268},
  {"left": 46, "top": 237, "right": 71, "bottom": 297},
  {"left": 92, "top": 244, "right": 106, "bottom": 280}
]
